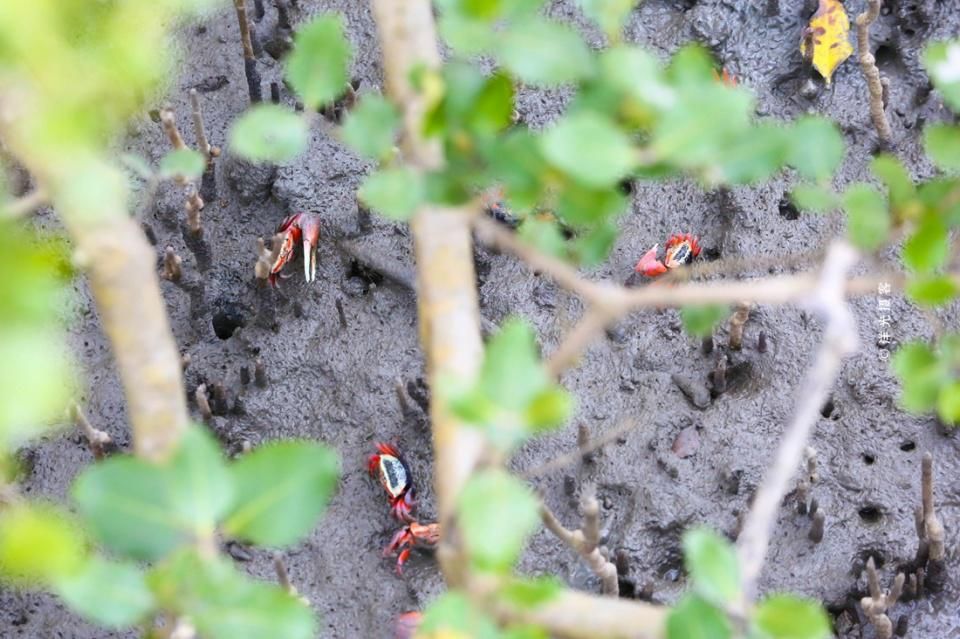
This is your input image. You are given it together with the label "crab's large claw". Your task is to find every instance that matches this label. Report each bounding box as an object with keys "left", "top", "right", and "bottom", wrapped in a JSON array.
[
  {"left": 391, "top": 490, "right": 416, "bottom": 522},
  {"left": 299, "top": 214, "right": 321, "bottom": 283},
  {"left": 635, "top": 244, "right": 667, "bottom": 277}
]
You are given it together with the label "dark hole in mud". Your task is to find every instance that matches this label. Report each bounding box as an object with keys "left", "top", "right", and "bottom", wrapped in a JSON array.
[
  {"left": 618, "top": 178, "right": 634, "bottom": 195},
  {"left": 862, "top": 453, "right": 876, "bottom": 465},
  {"left": 858, "top": 505, "right": 884, "bottom": 524},
  {"left": 900, "top": 440, "right": 916, "bottom": 452},
  {"left": 347, "top": 258, "right": 384, "bottom": 293},
  {"left": 778, "top": 197, "right": 800, "bottom": 220},
  {"left": 874, "top": 44, "right": 898, "bottom": 70},
  {"left": 211, "top": 305, "right": 246, "bottom": 340},
  {"left": 820, "top": 397, "right": 837, "bottom": 419},
  {"left": 857, "top": 549, "right": 886, "bottom": 570}
]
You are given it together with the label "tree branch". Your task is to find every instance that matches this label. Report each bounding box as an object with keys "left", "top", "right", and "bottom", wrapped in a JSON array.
[
  {"left": 541, "top": 491, "right": 619, "bottom": 596},
  {"left": 0, "top": 188, "right": 47, "bottom": 219},
  {"left": 856, "top": 0, "right": 893, "bottom": 145},
  {"left": 734, "top": 241, "right": 859, "bottom": 605}
]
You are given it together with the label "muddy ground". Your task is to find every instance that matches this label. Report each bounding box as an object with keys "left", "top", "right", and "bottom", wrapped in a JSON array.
[{"left": 3, "top": 0, "right": 960, "bottom": 637}]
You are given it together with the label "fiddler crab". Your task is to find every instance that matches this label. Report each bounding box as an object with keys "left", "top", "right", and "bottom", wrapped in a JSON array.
[
  {"left": 269, "top": 212, "right": 321, "bottom": 286},
  {"left": 635, "top": 233, "right": 701, "bottom": 277},
  {"left": 368, "top": 442, "right": 440, "bottom": 574}
]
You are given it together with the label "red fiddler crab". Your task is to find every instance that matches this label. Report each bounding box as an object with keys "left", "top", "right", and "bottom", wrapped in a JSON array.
[
  {"left": 385, "top": 521, "right": 441, "bottom": 574},
  {"left": 270, "top": 212, "right": 321, "bottom": 286},
  {"left": 368, "top": 442, "right": 417, "bottom": 522},
  {"left": 635, "top": 233, "right": 701, "bottom": 277}
]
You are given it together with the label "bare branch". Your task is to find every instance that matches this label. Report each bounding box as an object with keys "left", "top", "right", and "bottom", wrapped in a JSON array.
[
  {"left": 71, "top": 402, "right": 112, "bottom": 460},
  {"left": 524, "top": 419, "right": 641, "bottom": 479},
  {"left": 0, "top": 188, "right": 47, "bottom": 219},
  {"left": 856, "top": 0, "right": 893, "bottom": 145},
  {"left": 735, "top": 241, "right": 859, "bottom": 605},
  {"left": 541, "top": 490, "right": 619, "bottom": 596}
]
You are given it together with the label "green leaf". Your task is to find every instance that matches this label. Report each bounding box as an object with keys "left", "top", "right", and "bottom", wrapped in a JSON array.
[
  {"left": 787, "top": 117, "right": 845, "bottom": 181},
  {"left": 681, "top": 305, "right": 729, "bottom": 338},
  {"left": 469, "top": 72, "right": 515, "bottom": 134},
  {"left": 577, "top": 0, "right": 636, "bottom": 40},
  {"left": 435, "top": 0, "right": 545, "bottom": 20},
  {"left": 790, "top": 184, "right": 839, "bottom": 213},
  {"left": 571, "top": 220, "right": 619, "bottom": 266},
  {"left": 0, "top": 504, "right": 84, "bottom": 584},
  {"left": 458, "top": 469, "right": 540, "bottom": 572},
  {"left": 418, "top": 591, "right": 500, "bottom": 639},
  {"left": 55, "top": 557, "right": 154, "bottom": 628},
  {"left": 479, "top": 319, "right": 548, "bottom": 409},
  {"left": 229, "top": 105, "right": 308, "bottom": 163},
  {"left": 285, "top": 14, "right": 351, "bottom": 110},
  {"left": 439, "top": 13, "right": 496, "bottom": 55},
  {"left": 923, "top": 124, "right": 960, "bottom": 171},
  {"left": 682, "top": 528, "right": 740, "bottom": 606},
  {"left": 526, "top": 388, "right": 576, "bottom": 431},
  {"left": 159, "top": 148, "right": 205, "bottom": 181},
  {"left": 892, "top": 342, "right": 945, "bottom": 412},
  {"left": 924, "top": 40, "right": 960, "bottom": 112},
  {"left": 150, "top": 551, "right": 315, "bottom": 639},
  {"left": 712, "top": 124, "right": 788, "bottom": 185},
  {"left": 223, "top": 441, "right": 339, "bottom": 547},
  {"left": 903, "top": 214, "right": 949, "bottom": 273},
  {"left": 667, "top": 594, "right": 732, "bottom": 639},
  {"left": 871, "top": 154, "right": 916, "bottom": 209},
  {"left": 121, "top": 153, "right": 154, "bottom": 180},
  {"left": 555, "top": 181, "right": 627, "bottom": 226},
  {"left": 499, "top": 576, "right": 563, "bottom": 609},
  {"left": 73, "top": 426, "right": 233, "bottom": 560},
  {"left": 842, "top": 184, "right": 890, "bottom": 250},
  {"left": 938, "top": 381, "right": 960, "bottom": 424},
  {"left": 753, "top": 595, "right": 831, "bottom": 639},
  {"left": 518, "top": 217, "right": 566, "bottom": 259},
  {"left": 498, "top": 19, "right": 593, "bottom": 86},
  {"left": 906, "top": 275, "right": 959, "bottom": 307},
  {"left": 542, "top": 112, "right": 636, "bottom": 188},
  {"left": 340, "top": 94, "right": 399, "bottom": 161},
  {"left": 358, "top": 167, "right": 424, "bottom": 220}
]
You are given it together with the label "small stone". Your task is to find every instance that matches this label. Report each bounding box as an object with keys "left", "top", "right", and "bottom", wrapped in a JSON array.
[
  {"left": 672, "top": 426, "right": 701, "bottom": 459},
  {"left": 671, "top": 374, "right": 711, "bottom": 409},
  {"left": 226, "top": 541, "right": 253, "bottom": 562}
]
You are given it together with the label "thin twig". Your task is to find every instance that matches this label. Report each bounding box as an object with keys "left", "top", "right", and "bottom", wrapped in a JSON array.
[
  {"left": 735, "top": 241, "right": 859, "bottom": 606},
  {"left": 856, "top": 0, "right": 893, "bottom": 145},
  {"left": 71, "top": 402, "right": 112, "bottom": 460},
  {"left": 0, "top": 188, "right": 47, "bottom": 219},
  {"left": 233, "top": 0, "right": 255, "bottom": 59},
  {"left": 540, "top": 490, "right": 619, "bottom": 596},
  {"left": 524, "top": 419, "right": 641, "bottom": 479}
]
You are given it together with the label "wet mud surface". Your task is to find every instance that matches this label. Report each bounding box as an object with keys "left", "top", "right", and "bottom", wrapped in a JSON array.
[{"left": 3, "top": 1, "right": 960, "bottom": 637}]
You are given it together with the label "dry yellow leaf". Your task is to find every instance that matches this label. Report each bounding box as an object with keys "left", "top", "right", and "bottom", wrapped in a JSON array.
[{"left": 800, "top": 0, "right": 854, "bottom": 85}]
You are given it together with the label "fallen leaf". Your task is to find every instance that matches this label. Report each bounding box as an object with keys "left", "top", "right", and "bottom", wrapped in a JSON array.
[{"left": 800, "top": 0, "right": 853, "bottom": 85}]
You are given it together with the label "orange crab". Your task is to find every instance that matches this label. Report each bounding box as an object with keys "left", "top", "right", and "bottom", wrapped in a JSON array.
[
  {"left": 368, "top": 443, "right": 417, "bottom": 522},
  {"left": 385, "top": 521, "right": 440, "bottom": 574},
  {"left": 635, "top": 233, "right": 701, "bottom": 277},
  {"left": 269, "top": 212, "right": 321, "bottom": 285}
]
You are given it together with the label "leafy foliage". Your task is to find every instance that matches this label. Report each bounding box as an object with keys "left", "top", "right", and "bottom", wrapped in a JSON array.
[
  {"left": 445, "top": 318, "right": 573, "bottom": 452},
  {"left": 285, "top": 15, "right": 352, "bottom": 111},
  {"left": 892, "top": 336, "right": 960, "bottom": 424},
  {"left": 229, "top": 105, "right": 309, "bottom": 164},
  {"left": 681, "top": 305, "right": 730, "bottom": 338},
  {"left": 682, "top": 528, "right": 740, "bottom": 606},
  {"left": 159, "top": 148, "right": 206, "bottom": 181}
]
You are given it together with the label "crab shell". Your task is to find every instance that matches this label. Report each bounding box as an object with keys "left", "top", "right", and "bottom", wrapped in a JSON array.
[
  {"left": 368, "top": 442, "right": 416, "bottom": 521},
  {"left": 663, "top": 233, "right": 701, "bottom": 269}
]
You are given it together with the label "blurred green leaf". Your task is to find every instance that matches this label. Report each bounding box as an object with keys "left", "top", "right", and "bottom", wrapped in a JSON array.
[
  {"left": 790, "top": 184, "right": 839, "bottom": 213},
  {"left": 667, "top": 594, "right": 732, "bottom": 639},
  {"left": 752, "top": 595, "right": 831, "bottom": 639},
  {"left": 223, "top": 441, "right": 339, "bottom": 547},
  {"left": 924, "top": 124, "right": 960, "bottom": 171},
  {"left": 55, "top": 557, "right": 154, "bottom": 628},
  {"left": 0, "top": 329, "right": 72, "bottom": 449},
  {"left": 439, "top": 13, "right": 496, "bottom": 54},
  {"left": 499, "top": 576, "right": 563, "bottom": 609},
  {"left": 469, "top": 73, "right": 515, "bottom": 134},
  {"left": 903, "top": 215, "right": 949, "bottom": 273},
  {"left": 121, "top": 154, "right": 155, "bottom": 180},
  {"left": 871, "top": 154, "right": 916, "bottom": 210},
  {"left": 435, "top": 0, "right": 545, "bottom": 21},
  {"left": 458, "top": 469, "right": 540, "bottom": 572},
  {"left": 666, "top": 45, "right": 716, "bottom": 87},
  {"left": 578, "top": 0, "right": 635, "bottom": 40},
  {"left": 682, "top": 528, "right": 740, "bottom": 606},
  {"left": 906, "top": 275, "right": 959, "bottom": 307},
  {"left": 571, "top": 220, "right": 619, "bottom": 266},
  {"left": 358, "top": 167, "right": 424, "bottom": 220},
  {"left": 938, "top": 381, "right": 960, "bottom": 425},
  {"left": 518, "top": 217, "right": 567, "bottom": 259},
  {"left": 924, "top": 40, "right": 960, "bottom": 112},
  {"left": 230, "top": 105, "right": 308, "bottom": 163},
  {"left": 842, "top": 184, "right": 890, "bottom": 250},
  {"left": 681, "top": 305, "right": 729, "bottom": 338},
  {"left": 892, "top": 341, "right": 945, "bottom": 413},
  {"left": 917, "top": 178, "right": 960, "bottom": 226},
  {"left": 73, "top": 426, "right": 233, "bottom": 560},
  {"left": 418, "top": 591, "right": 500, "bottom": 639},
  {"left": 340, "top": 95, "right": 399, "bottom": 161},
  {"left": 542, "top": 112, "right": 636, "bottom": 187},
  {"left": 555, "top": 181, "right": 627, "bottom": 227},
  {"left": 713, "top": 124, "right": 788, "bottom": 185},
  {"left": 0, "top": 504, "right": 84, "bottom": 584},
  {"left": 498, "top": 19, "right": 593, "bottom": 86},
  {"left": 786, "top": 117, "right": 845, "bottom": 181},
  {"left": 150, "top": 551, "right": 315, "bottom": 639},
  {"left": 286, "top": 14, "right": 351, "bottom": 110},
  {"left": 526, "top": 388, "right": 576, "bottom": 430},
  {"left": 159, "top": 148, "right": 205, "bottom": 181},
  {"left": 598, "top": 46, "right": 675, "bottom": 119}
]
